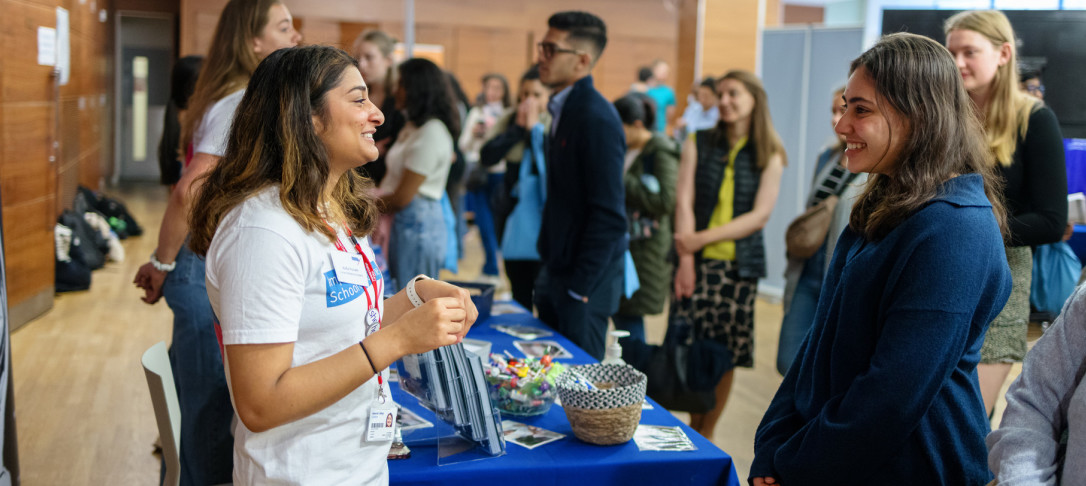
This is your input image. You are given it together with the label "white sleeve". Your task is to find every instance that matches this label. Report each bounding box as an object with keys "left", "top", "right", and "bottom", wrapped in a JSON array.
[
  {"left": 404, "top": 120, "right": 453, "bottom": 177},
  {"left": 193, "top": 92, "right": 244, "bottom": 157},
  {"left": 458, "top": 107, "right": 483, "bottom": 155},
  {"left": 210, "top": 225, "right": 307, "bottom": 345}
]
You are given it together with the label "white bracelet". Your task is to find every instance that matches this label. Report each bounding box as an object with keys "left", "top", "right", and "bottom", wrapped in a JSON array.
[
  {"left": 405, "top": 274, "right": 431, "bottom": 308},
  {"left": 149, "top": 251, "right": 176, "bottom": 272}
]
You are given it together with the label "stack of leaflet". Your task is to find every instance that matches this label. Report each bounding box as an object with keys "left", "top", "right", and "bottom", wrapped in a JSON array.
[{"left": 398, "top": 343, "right": 506, "bottom": 456}]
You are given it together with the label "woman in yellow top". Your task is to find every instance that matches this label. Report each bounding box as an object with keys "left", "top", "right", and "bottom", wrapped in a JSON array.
[{"left": 673, "top": 70, "right": 786, "bottom": 439}]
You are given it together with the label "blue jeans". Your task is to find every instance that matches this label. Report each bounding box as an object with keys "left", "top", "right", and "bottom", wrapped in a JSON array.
[
  {"left": 466, "top": 180, "right": 500, "bottom": 276},
  {"left": 776, "top": 258, "right": 825, "bottom": 375},
  {"left": 611, "top": 314, "right": 645, "bottom": 348},
  {"left": 390, "top": 196, "right": 446, "bottom": 292},
  {"left": 162, "top": 245, "right": 233, "bottom": 485}
]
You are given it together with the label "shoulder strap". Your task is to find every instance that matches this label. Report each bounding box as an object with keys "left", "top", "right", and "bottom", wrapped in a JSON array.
[
  {"left": 642, "top": 149, "right": 656, "bottom": 176},
  {"left": 834, "top": 171, "right": 860, "bottom": 197}
]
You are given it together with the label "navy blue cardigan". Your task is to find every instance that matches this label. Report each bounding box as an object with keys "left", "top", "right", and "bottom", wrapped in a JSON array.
[
  {"left": 751, "top": 174, "right": 1012, "bottom": 485},
  {"left": 537, "top": 75, "right": 627, "bottom": 296}
]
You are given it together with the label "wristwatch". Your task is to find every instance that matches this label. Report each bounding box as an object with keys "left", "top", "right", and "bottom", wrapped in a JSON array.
[
  {"left": 149, "top": 251, "right": 176, "bottom": 273},
  {"left": 405, "top": 274, "right": 431, "bottom": 308}
]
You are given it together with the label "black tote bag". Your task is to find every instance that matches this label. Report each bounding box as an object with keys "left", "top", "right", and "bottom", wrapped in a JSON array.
[{"left": 624, "top": 298, "right": 734, "bottom": 414}]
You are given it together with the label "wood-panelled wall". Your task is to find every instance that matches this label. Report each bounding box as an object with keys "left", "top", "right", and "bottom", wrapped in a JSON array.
[
  {"left": 1, "top": 0, "right": 113, "bottom": 328},
  {"left": 674, "top": 0, "right": 766, "bottom": 118},
  {"left": 180, "top": 0, "right": 680, "bottom": 102}
]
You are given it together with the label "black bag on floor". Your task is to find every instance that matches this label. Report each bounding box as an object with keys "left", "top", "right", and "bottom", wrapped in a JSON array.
[
  {"left": 55, "top": 223, "right": 92, "bottom": 292},
  {"left": 56, "top": 259, "right": 92, "bottom": 292},
  {"left": 78, "top": 185, "right": 143, "bottom": 238},
  {"left": 624, "top": 298, "right": 734, "bottom": 413},
  {"left": 58, "top": 210, "right": 106, "bottom": 270}
]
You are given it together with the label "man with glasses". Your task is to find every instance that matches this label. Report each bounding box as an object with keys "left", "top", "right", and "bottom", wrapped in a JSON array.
[{"left": 533, "top": 11, "right": 627, "bottom": 361}]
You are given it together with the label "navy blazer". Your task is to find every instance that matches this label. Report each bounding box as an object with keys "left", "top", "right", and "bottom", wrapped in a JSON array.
[{"left": 537, "top": 75, "right": 628, "bottom": 296}]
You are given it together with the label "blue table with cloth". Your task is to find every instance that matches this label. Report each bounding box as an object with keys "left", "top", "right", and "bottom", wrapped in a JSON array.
[{"left": 388, "top": 307, "right": 740, "bottom": 486}]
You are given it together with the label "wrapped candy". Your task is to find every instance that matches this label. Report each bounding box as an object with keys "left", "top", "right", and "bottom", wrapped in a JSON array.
[{"left": 484, "top": 353, "right": 565, "bottom": 416}]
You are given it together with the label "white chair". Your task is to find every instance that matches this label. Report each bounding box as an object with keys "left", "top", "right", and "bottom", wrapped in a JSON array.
[{"left": 142, "top": 341, "right": 180, "bottom": 486}]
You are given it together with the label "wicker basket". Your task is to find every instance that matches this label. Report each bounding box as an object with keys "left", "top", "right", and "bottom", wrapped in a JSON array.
[{"left": 555, "top": 364, "right": 647, "bottom": 445}]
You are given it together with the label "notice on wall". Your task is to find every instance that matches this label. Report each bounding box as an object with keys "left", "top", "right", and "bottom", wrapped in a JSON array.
[
  {"left": 56, "top": 7, "right": 70, "bottom": 85},
  {"left": 37, "top": 27, "right": 56, "bottom": 66}
]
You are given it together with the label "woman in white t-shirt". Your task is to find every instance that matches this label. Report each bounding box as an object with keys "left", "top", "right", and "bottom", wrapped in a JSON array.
[
  {"left": 379, "top": 58, "right": 460, "bottom": 290},
  {"left": 131, "top": 1, "right": 299, "bottom": 483},
  {"left": 189, "top": 45, "right": 478, "bottom": 485}
]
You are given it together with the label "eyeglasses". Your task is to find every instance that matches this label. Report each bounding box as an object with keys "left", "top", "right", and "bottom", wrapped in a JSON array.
[
  {"left": 537, "top": 42, "right": 581, "bottom": 60},
  {"left": 1026, "top": 84, "right": 1045, "bottom": 96}
]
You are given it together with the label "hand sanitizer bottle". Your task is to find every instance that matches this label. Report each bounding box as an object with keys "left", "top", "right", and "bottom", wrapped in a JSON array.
[{"left": 602, "top": 330, "right": 630, "bottom": 365}]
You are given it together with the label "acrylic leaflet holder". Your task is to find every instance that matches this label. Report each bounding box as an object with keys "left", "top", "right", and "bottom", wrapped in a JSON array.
[{"left": 398, "top": 342, "right": 506, "bottom": 465}]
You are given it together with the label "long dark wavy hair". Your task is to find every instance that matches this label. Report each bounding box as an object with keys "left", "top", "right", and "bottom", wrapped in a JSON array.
[
  {"left": 398, "top": 58, "right": 461, "bottom": 139},
  {"left": 848, "top": 33, "right": 1006, "bottom": 241},
  {"left": 189, "top": 45, "right": 380, "bottom": 255}
]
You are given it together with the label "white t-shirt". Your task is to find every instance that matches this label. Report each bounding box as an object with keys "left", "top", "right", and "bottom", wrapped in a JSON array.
[
  {"left": 193, "top": 89, "right": 246, "bottom": 158},
  {"left": 379, "top": 118, "right": 453, "bottom": 200},
  {"left": 206, "top": 186, "right": 392, "bottom": 485}
]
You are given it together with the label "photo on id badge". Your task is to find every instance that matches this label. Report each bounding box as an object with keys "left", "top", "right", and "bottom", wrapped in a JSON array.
[{"left": 367, "top": 405, "right": 397, "bottom": 443}]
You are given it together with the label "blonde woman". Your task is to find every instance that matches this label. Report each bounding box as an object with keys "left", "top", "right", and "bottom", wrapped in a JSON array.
[
  {"left": 946, "top": 10, "right": 1067, "bottom": 417},
  {"left": 351, "top": 29, "right": 403, "bottom": 184}
]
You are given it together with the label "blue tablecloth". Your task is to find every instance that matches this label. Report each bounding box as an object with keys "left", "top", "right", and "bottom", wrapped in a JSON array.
[{"left": 388, "top": 310, "right": 740, "bottom": 486}]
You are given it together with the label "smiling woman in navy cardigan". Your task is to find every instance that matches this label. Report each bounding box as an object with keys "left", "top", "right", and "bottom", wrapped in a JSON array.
[{"left": 751, "top": 34, "right": 1012, "bottom": 486}]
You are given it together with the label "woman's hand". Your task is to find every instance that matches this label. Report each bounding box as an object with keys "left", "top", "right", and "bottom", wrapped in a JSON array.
[
  {"left": 674, "top": 257, "right": 695, "bottom": 299},
  {"left": 133, "top": 262, "right": 167, "bottom": 304},
  {"left": 415, "top": 279, "right": 479, "bottom": 340},
  {"left": 516, "top": 96, "right": 541, "bottom": 129},
  {"left": 753, "top": 477, "right": 779, "bottom": 486},
  {"left": 472, "top": 121, "right": 488, "bottom": 139},
  {"left": 386, "top": 297, "right": 468, "bottom": 355},
  {"left": 674, "top": 231, "right": 707, "bottom": 255}
]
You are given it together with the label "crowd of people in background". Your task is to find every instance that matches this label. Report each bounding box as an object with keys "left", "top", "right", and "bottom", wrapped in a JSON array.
[{"left": 140, "top": 1, "right": 1079, "bottom": 484}]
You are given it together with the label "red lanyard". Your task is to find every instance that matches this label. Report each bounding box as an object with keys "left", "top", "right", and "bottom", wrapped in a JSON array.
[{"left": 326, "top": 221, "right": 386, "bottom": 389}]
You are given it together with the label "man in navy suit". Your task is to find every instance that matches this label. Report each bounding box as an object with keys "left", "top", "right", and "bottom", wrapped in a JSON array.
[{"left": 534, "top": 11, "right": 627, "bottom": 361}]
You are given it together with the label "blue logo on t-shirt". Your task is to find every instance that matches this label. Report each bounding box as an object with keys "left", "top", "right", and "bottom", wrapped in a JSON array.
[{"left": 325, "top": 269, "right": 365, "bottom": 307}]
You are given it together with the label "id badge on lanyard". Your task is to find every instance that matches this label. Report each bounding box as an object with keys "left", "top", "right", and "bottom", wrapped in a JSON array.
[{"left": 366, "top": 392, "right": 397, "bottom": 443}]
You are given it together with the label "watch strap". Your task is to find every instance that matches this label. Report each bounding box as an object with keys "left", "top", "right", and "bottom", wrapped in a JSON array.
[{"left": 405, "top": 274, "right": 430, "bottom": 308}]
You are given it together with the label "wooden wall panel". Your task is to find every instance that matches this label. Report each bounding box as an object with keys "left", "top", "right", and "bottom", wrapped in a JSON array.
[
  {"left": 179, "top": 0, "right": 680, "bottom": 103},
  {"left": 297, "top": 17, "right": 341, "bottom": 48},
  {"left": 4, "top": 198, "right": 56, "bottom": 305},
  {"left": 338, "top": 21, "right": 381, "bottom": 54},
  {"left": 702, "top": 0, "right": 759, "bottom": 75},
  {"left": 782, "top": 5, "right": 824, "bottom": 25},
  {"left": 0, "top": 0, "right": 113, "bottom": 327},
  {"left": 2, "top": 2, "right": 58, "bottom": 102},
  {"left": 765, "top": 0, "right": 782, "bottom": 27},
  {"left": 595, "top": 35, "right": 678, "bottom": 103},
  {"left": 453, "top": 27, "right": 529, "bottom": 101},
  {"left": 1, "top": 102, "right": 54, "bottom": 210},
  {"left": 675, "top": 0, "right": 699, "bottom": 119}
]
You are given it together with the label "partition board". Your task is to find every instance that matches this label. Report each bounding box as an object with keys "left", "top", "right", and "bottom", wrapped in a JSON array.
[{"left": 759, "top": 26, "right": 863, "bottom": 297}]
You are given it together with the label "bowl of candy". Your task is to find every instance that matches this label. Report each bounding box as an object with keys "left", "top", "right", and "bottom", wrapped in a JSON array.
[{"left": 485, "top": 353, "right": 566, "bottom": 417}]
